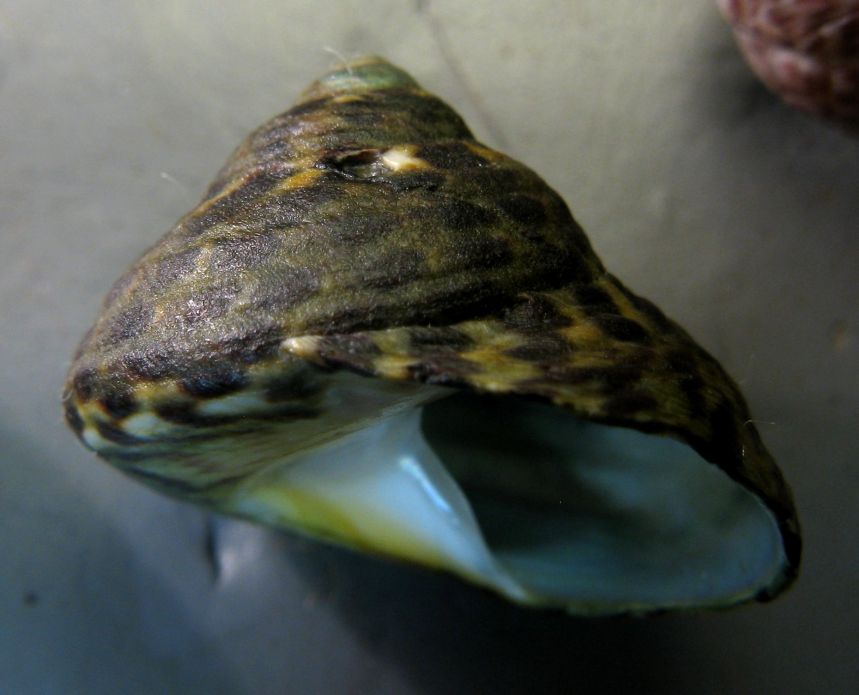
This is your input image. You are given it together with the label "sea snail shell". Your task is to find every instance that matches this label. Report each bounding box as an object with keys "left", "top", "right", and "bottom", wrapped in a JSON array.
[
  {"left": 717, "top": 0, "right": 859, "bottom": 132},
  {"left": 64, "top": 56, "right": 800, "bottom": 614}
]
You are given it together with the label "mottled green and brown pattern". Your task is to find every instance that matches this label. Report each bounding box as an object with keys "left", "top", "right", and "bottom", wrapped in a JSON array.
[{"left": 63, "top": 56, "right": 800, "bottom": 597}]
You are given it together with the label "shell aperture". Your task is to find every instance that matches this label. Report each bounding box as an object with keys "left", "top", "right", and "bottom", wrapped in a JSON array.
[{"left": 63, "top": 56, "right": 800, "bottom": 613}]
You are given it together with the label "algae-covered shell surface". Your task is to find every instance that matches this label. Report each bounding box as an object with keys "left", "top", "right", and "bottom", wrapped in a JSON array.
[{"left": 63, "top": 56, "right": 800, "bottom": 615}]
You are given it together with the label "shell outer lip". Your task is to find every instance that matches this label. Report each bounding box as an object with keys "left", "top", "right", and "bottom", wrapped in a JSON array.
[{"left": 280, "top": 283, "right": 802, "bottom": 604}]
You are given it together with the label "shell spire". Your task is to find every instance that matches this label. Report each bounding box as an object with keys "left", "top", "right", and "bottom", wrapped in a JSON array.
[
  {"left": 64, "top": 57, "right": 800, "bottom": 614},
  {"left": 298, "top": 55, "right": 420, "bottom": 100}
]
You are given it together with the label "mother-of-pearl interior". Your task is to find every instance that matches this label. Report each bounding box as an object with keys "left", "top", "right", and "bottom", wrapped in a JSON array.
[{"left": 228, "top": 375, "right": 785, "bottom": 613}]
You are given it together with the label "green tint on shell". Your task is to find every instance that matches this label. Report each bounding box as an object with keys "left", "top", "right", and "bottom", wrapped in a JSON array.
[
  {"left": 63, "top": 56, "right": 801, "bottom": 614},
  {"left": 301, "top": 55, "right": 419, "bottom": 101}
]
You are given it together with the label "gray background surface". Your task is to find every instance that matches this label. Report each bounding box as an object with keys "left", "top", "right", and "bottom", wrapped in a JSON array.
[{"left": 1, "top": 2, "right": 857, "bottom": 693}]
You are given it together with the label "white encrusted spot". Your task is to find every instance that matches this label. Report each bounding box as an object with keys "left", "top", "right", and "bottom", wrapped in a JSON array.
[
  {"left": 197, "top": 390, "right": 271, "bottom": 417},
  {"left": 123, "top": 411, "right": 179, "bottom": 439},
  {"left": 381, "top": 147, "right": 427, "bottom": 172},
  {"left": 81, "top": 427, "right": 111, "bottom": 452},
  {"left": 282, "top": 335, "right": 322, "bottom": 360}
]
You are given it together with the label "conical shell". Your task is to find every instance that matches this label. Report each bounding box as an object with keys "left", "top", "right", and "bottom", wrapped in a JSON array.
[{"left": 63, "top": 56, "right": 800, "bottom": 610}]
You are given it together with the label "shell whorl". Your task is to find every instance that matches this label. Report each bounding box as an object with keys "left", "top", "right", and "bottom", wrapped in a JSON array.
[{"left": 70, "top": 57, "right": 598, "bottom": 396}]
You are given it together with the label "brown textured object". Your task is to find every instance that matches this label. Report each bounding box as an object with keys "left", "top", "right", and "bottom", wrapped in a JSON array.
[
  {"left": 63, "top": 57, "right": 800, "bottom": 614},
  {"left": 717, "top": 0, "right": 859, "bottom": 131}
]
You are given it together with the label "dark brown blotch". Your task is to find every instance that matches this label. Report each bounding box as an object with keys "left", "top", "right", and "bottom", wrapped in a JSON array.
[
  {"left": 248, "top": 198, "right": 318, "bottom": 233},
  {"left": 153, "top": 247, "right": 202, "bottom": 288},
  {"left": 666, "top": 349, "right": 707, "bottom": 417},
  {"left": 592, "top": 315, "right": 650, "bottom": 343},
  {"left": 121, "top": 328, "right": 281, "bottom": 386},
  {"left": 206, "top": 404, "right": 326, "bottom": 428},
  {"left": 95, "top": 419, "right": 143, "bottom": 446},
  {"left": 284, "top": 95, "right": 329, "bottom": 119},
  {"left": 603, "top": 390, "right": 659, "bottom": 418},
  {"left": 572, "top": 285, "right": 617, "bottom": 313},
  {"left": 121, "top": 343, "right": 214, "bottom": 383},
  {"left": 154, "top": 401, "right": 322, "bottom": 429},
  {"left": 700, "top": 398, "right": 743, "bottom": 467},
  {"left": 165, "top": 407, "right": 295, "bottom": 429},
  {"left": 542, "top": 364, "right": 644, "bottom": 390},
  {"left": 417, "top": 142, "right": 488, "bottom": 170},
  {"left": 499, "top": 194, "right": 548, "bottom": 228},
  {"left": 465, "top": 167, "right": 523, "bottom": 196},
  {"left": 99, "top": 387, "right": 138, "bottom": 419},
  {"left": 502, "top": 295, "right": 572, "bottom": 331},
  {"left": 405, "top": 283, "right": 511, "bottom": 327},
  {"left": 109, "top": 304, "right": 152, "bottom": 343},
  {"left": 121, "top": 352, "right": 174, "bottom": 382},
  {"left": 359, "top": 248, "right": 426, "bottom": 290},
  {"left": 406, "top": 326, "right": 475, "bottom": 351},
  {"left": 432, "top": 199, "right": 497, "bottom": 231},
  {"left": 72, "top": 368, "right": 98, "bottom": 401},
  {"left": 464, "top": 235, "right": 514, "bottom": 271},
  {"left": 182, "top": 172, "right": 282, "bottom": 237},
  {"left": 311, "top": 304, "right": 380, "bottom": 335},
  {"left": 64, "top": 399, "right": 85, "bottom": 436},
  {"left": 214, "top": 325, "right": 284, "bottom": 365},
  {"left": 154, "top": 400, "right": 208, "bottom": 427},
  {"left": 322, "top": 209, "right": 398, "bottom": 245},
  {"left": 255, "top": 266, "right": 320, "bottom": 311},
  {"left": 407, "top": 355, "right": 481, "bottom": 383},
  {"left": 503, "top": 333, "right": 574, "bottom": 362},
  {"left": 328, "top": 90, "right": 472, "bottom": 142},
  {"left": 180, "top": 368, "right": 249, "bottom": 399},
  {"left": 332, "top": 108, "right": 383, "bottom": 131},
  {"left": 278, "top": 172, "right": 346, "bottom": 211}
]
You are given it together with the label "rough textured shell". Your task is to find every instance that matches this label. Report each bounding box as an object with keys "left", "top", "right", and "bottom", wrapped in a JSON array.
[
  {"left": 718, "top": 0, "right": 859, "bottom": 131},
  {"left": 63, "top": 56, "right": 800, "bottom": 599}
]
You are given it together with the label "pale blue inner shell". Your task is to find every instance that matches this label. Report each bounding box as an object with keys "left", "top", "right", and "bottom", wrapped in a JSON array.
[
  {"left": 231, "top": 382, "right": 786, "bottom": 612},
  {"left": 421, "top": 394, "right": 785, "bottom": 611}
]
